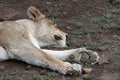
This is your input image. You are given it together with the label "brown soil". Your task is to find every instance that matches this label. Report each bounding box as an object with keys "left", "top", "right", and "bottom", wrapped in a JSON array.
[{"left": 0, "top": 0, "right": 120, "bottom": 80}]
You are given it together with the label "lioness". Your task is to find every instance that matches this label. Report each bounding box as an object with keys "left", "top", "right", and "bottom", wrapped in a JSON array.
[{"left": 0, "top": 6, "right": 99, "bottom": 75}]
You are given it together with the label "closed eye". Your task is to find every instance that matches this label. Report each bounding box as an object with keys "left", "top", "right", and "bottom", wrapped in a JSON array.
[{"left": 54, "top": 35, "right": 62, "bottom": 40}]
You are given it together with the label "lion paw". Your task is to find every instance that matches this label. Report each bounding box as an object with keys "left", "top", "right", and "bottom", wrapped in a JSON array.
[
  {"left": 80, "top": 50, "right": 100, "bottom": 64},
  {"left": 66, "top": 63, "right": 82, "bottom": 75},
  {"left": 60, "top": 62, "right": 82, "bottom": 75},
  {"left": 68, "top": 48, "right": 100, "bottom": 65}
]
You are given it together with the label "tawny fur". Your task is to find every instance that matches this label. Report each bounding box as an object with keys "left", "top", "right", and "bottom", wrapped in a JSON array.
[{"left": 0, "top": 6, "right": 99, "bottom": 75}]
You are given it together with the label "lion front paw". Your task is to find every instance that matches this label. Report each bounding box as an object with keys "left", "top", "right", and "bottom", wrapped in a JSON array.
[
  {"left": 80, "top": 50, "right": 100, "bottom": 65},
  {"left": 68, "top": 48, "right": 100, "bottom": 65},
  {"left": 60, "top": 62, "right": 82, "bottom": 75}
]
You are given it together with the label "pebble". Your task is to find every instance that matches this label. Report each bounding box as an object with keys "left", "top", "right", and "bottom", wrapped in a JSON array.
[
  {"left": 98, "top": 46, "right": 108, "bottom": 51},
  {"left": 46, "top": 2, "right": 51, "bottom": 5},
  {"left": 83, "top": 68, "right": 92, "bottom": 74}
]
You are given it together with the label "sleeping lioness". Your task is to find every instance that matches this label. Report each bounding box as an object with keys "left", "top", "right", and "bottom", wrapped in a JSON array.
[{"left": 0, "top": 6, "right": 99, "bottom": 75}]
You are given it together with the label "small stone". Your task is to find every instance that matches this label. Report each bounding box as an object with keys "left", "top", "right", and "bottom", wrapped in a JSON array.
[
  {"left": 78, "top": 35, "right": 83, "bottom": 38},
  {"left": 55, "top": 4, "right": 58, "bottom": 7},
  {"left": 83, "top": 68, "right": 92, "bottom": 74},
  {"left": 98, "top": 46, "right": 108, "bottom": 51},
  {"left": 63, "top": 11, "right": 67, "bottom": 15},
  {"left": 66, "top": 26, "right": 72, "bottom": 29},
  {"left": 46, "top": 2, "right": 51, "bottom": 5}
]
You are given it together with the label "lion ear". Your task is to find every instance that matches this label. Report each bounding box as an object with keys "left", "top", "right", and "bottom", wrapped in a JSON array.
[{"left": 27, "top": 6, "right": 45, "bottom": 21}]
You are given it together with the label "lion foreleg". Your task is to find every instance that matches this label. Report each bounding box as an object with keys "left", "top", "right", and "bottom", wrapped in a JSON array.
[
  {"left": 8, "top": 46, "right": 82, "bottom": 75},
  {"left": 41, "top": 48, "right": 87, "bottom": 61},
  {"left": 41, "top": 47, "right": 100, "bottom": 64}
]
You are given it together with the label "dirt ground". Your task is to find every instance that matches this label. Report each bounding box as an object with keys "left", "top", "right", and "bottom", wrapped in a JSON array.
[{"left": 0, "top": 0, "right": 120, "bottom": 80}]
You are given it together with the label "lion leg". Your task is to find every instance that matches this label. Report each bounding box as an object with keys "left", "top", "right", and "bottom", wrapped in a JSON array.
[
  {"left": 0, "top": 46, "right": 9, "bottom": 61},
  {"left": 8, "top": 45, "right": 82, "bottom": 75},
  {"left": 41, "top": 47, "right": 100, "bottom": 65},
  {"left": 41, "top": 48, "right": 85, "bottom": 61}
]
